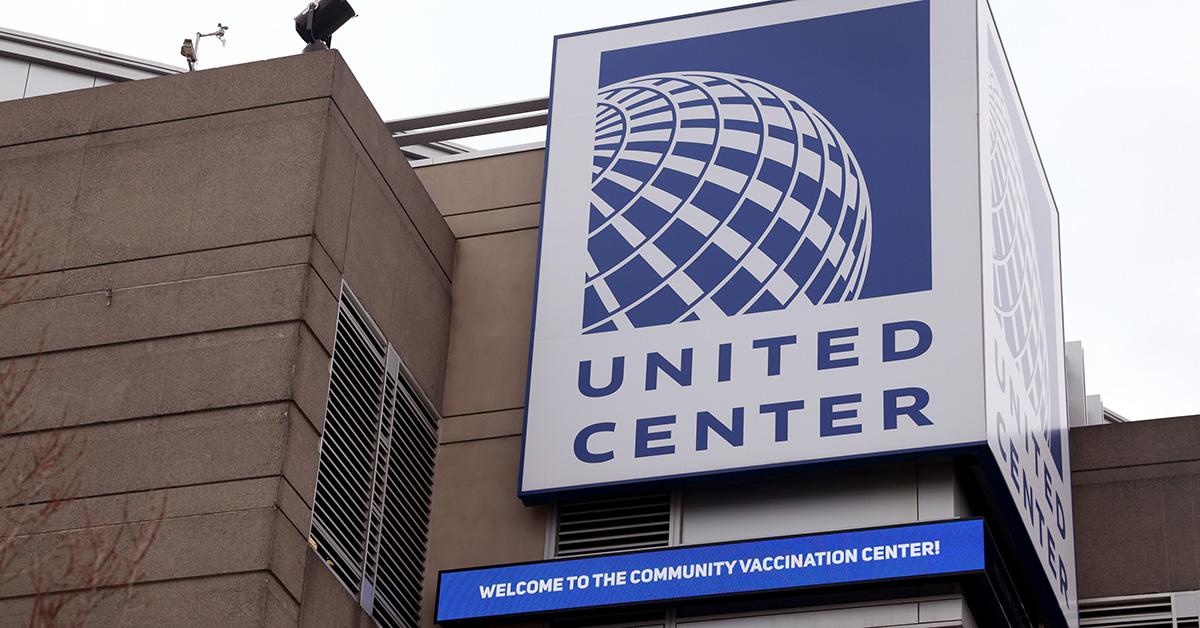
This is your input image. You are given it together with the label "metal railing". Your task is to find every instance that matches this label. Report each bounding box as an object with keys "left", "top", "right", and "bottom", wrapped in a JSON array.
[{"left": 387, "top": 97, "right": 548, "bottom": 150}]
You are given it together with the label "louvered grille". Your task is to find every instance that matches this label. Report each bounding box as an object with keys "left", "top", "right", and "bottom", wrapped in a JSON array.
[
  {"left": 1080, "top": 593, "right": 1182, "bottom": 627},
  {"left": 370, "top": 359, "right": 438, "bottom": 628},
  {"left": 310, "top": 291, "right": 386, "bottom": 591},
  {"left": 309, "top": 284, "right": 439, "bottom": 628},
  {"left": 555, "top": 494, "right": 672, "bottom": 557}
]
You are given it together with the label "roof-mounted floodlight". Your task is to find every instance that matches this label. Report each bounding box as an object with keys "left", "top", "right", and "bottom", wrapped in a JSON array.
[{"left": 295, "top": 0, "right": 356, "bottom": 52}]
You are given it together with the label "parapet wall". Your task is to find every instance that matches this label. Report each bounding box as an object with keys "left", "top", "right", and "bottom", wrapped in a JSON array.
[{"left": 0, "top": 50, "right": 452, "bottom": 627}]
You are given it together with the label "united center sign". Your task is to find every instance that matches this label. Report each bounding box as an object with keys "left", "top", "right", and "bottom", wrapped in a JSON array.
[{"left": 520, "top": 1, "right": 1076, "bottom": 625}]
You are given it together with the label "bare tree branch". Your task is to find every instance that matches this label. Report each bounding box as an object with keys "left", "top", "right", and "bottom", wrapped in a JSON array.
[{"left": 0, "top": 188, "right": 163, "bottom": 627}]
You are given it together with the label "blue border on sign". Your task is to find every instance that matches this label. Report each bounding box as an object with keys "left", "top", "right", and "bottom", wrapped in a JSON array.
[{"left": 517, "top": 0, "right": 938, "bottom": 499}]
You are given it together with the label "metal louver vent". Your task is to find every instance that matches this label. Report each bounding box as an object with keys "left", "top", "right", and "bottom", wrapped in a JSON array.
[
  {"left": 309, "top": 283, "right": 439, "bottom": 628},
  {"left": 368, "top": 349, "right": 438, "bottom": 628},
  {"left": 1080, "top": 592, "right": 1200, "bottom": 628},
  {"left": 555, "top": 494, "right": 672, "bottom": 558}
]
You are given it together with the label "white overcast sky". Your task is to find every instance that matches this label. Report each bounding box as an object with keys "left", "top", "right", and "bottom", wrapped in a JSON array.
[{"left": 6, "top": 1, "right": 1198, "bottom": 421}]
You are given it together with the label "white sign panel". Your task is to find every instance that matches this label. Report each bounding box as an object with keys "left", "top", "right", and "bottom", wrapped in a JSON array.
[
  {"left": 980, "top": 7, "right": 1078, "bottom": 626},
  {"left": 521, "top": 1, "right": 1077, "bottom": 623},
  {"left": 522, "top": 0, "right": 984, "bottom": 495}
]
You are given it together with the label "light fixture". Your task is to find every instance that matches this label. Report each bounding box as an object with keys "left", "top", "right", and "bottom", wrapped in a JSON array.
[{"left": 295, "top": 0, "right": 357, "bottom": 52}]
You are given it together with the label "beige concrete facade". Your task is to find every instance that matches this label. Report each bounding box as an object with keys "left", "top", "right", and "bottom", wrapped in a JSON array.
[
  {"left": 1071, "top": 413, "right": 1200, "bottom": 599},
  {"left": 414, "top": 148, "right": 548, "bottom": 628},
  {"left": 0, "top": 51, "right": 451, "bottom": 627},
  {"left": 0, "top": 48, "right": 1196, "bottom": 628}
]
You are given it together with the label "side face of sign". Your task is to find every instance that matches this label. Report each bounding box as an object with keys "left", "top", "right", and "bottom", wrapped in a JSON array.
[
  {"left": 521, "top": 0, "right": 986, "bottom": 496},
  {"left": 436, "top": 519, "right": 985, "bottom": 622},
  {"left": 978, "top": 5, "right": 1078, "bottom": 627}
]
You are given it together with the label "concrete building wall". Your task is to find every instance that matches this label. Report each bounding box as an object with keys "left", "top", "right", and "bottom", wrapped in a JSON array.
[
  {"left": 414, "top": 147, "right": 548, "bottom": 628},
  {"left": 0, "top": 56, "right": 112, "bottom": 100},
  {"left": 1071, "top": 414, "right": 1200, "bottom": 600},
  {"left": 0, "top": 26, "right": 180, "bottom": 102},
  {"left": 3, "top": 41, "right": 1197, "bottom": 628},
  {"left": 0, "top": 51, "right": 451, "bottom": 627}
]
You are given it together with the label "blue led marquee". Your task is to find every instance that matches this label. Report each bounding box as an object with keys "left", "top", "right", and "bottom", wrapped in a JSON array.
[{"left": 436, "top": 519, "right": 984, "bottom": 622}]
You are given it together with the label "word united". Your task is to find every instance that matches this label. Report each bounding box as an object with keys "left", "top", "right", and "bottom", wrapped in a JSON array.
[{"left": 573, "top": 320, "right": 935, "bottom": 464}]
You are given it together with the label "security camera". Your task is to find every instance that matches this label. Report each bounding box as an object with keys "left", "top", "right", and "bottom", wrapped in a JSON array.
[
  {"left": 178, "top": 24, "right": 228, "bottom": 72},
  {"left": 180, "top": 38, "right": 197, "bottom": 71}
]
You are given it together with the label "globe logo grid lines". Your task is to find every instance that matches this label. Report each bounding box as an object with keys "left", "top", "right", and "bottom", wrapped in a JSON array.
[
  {"left": 987, "top": 63, "right": 1049, "bottom": 421},
  {"left": 582, "top": 71, "right": 873, "bottom": 334}
]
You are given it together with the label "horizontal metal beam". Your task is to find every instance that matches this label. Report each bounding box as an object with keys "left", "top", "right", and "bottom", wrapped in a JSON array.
[
  {"left": 392, "top": 112, "right": 548, "bottom": 147},
  {"left": 385, "top": 97, "right": 549, "bottom": 134}
]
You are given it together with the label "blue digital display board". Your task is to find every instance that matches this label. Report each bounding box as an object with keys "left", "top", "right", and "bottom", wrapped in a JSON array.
[{"left": 436, "top": 519, "right": 984, "bottom": 622}]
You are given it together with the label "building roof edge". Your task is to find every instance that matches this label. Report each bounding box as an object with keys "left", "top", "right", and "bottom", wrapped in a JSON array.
[{"left": 0, "top": 26, "right": 183, "bottom": 81}]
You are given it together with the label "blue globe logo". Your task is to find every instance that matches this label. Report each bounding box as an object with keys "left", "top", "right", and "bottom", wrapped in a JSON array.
[
  {"left": 986, "top": 62, "right": 1049, "bottom": 420},
  {"left": 582, "top": 71, "right": 873, "bottom": 334}
]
